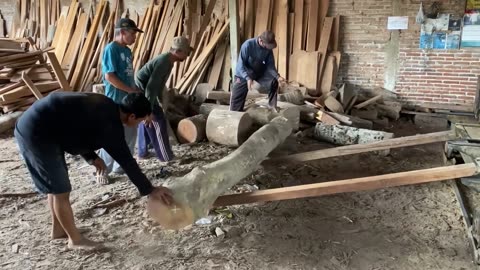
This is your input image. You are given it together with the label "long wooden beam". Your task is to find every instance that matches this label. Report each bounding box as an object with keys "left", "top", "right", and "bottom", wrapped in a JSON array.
[
  {"left": 265, "top": 131, "right": 455, "bottom": 164},
  {"left": 214, "top": 163, "right": 478, "bottom": 206}
]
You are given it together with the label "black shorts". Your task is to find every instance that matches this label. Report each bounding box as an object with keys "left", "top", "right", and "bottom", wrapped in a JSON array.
[{"left": 15, "top": 128, "right": 71, "bottom": 194}]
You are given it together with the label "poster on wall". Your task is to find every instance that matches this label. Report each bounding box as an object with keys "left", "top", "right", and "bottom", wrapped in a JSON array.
[
  {"left": 462, "top": 11, "right": 480, "bottom": 47},
  {"left": 466, "top": 0, "right": 480, "bottom": 11},
  {"left": 447, "top": 31, "right": 461, "bottom": 49}
]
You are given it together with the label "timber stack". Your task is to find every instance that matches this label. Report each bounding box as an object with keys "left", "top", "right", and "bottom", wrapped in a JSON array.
[{"left": 0, "top": 38, "right": 70, "bottom": 114}]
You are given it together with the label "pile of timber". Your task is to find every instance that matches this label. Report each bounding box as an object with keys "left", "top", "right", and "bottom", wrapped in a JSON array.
[
  {"left": 0, "top": 38, "right": 70, "bottom": 114},
  {"left": 6, "top": 0, "right": 343, "bottom": 96}
]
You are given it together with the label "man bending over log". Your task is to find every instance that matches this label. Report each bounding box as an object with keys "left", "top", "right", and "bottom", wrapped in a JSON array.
[
  {"left": 135, "top": 36, "right": 193, "bottom": 161},
  {"left": 230, "top": 30, "right": 286, "bottom": 112},
  {"left": 15, "top": 92, "right": 173, "bottom": 250}
]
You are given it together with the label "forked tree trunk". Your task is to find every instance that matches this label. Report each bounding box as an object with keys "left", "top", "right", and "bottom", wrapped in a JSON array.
[{"left": 147, "top": 116, "right": 293, "bottom": 230}]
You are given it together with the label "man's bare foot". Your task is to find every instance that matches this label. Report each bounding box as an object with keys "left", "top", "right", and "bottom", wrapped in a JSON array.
[
  {"left": 96, "top": 174, "right": 110, "bottom": 185},
  {"left": 67, "top": 236, "right": 103, "bottom": 250},
  {"left": 51, "top": 225, "right": 67, "bottom": 239},
  {"left": 51, "top": 228, "right": 89, "bottom": 240}
]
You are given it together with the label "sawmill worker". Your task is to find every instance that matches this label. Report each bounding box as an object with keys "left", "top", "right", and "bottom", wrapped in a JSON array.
[
  {"left": 230, "top": 30, "right": 286, "bottom": 112},
  {"left": 14, "top": 92, "right": 173, "bottom": 250},
  {"left": 135, "top": 36, "right": 193, "bottom": 161},
  {"left": 97, "top": 18, "right": 143, "bottom": 183}
]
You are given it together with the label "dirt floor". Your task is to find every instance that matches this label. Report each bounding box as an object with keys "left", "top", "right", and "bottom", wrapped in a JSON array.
[{"left": 0, "top": 117, "right": 477, "bottom": 270}]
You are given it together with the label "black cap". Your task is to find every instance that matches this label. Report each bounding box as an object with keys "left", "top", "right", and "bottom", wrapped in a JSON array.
[{"left": 115, "top": 18, "right": 144, "bottom": 33}]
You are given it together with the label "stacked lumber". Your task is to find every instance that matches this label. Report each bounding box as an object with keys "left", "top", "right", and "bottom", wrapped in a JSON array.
[
  {"left": 9, "top": 0, "right": 62, "bottom": 49},
  {"left": 0, "top": 39, "right": 69, "bottom": 113}
]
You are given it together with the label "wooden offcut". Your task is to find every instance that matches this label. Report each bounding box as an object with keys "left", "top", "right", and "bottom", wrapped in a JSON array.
[
  {"left": 206, "top": 109, "right": 253, "bottom": 146},
  {"left": 176, "top": 114, "right": 207, "bottom": 144}
]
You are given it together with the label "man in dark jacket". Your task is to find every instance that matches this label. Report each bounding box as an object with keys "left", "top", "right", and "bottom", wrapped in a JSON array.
[
  {"left": 230, "top": 30, "right": 286, "bottom": 112},
  {"left": 15, "top": 92, "right": 172, "bottom": 250}
]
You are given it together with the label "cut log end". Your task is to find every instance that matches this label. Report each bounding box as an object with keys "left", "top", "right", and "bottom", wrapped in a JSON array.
[
  {"left": 177, "top": 115, "right": 207, "bottom": 144},
  {"left": 147, "top": 197, "right": 195, "bottom": 230}
]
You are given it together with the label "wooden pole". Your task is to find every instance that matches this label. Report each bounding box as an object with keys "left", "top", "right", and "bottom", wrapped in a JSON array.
[
  {"left": 229, "top": 0, "right": 240, "bottom": 78},
  {"left": 214, "top": 163, "right": 478, "bottom": 206}
]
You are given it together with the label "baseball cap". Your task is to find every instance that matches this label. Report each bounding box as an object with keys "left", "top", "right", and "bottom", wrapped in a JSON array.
[
  {"left": 172, "top": 36, "right": 194, "bottom": 54},
  {"left": 115, "top": 18, "right": 144, "bottom": 33},
  {"left": 259, "top": 31, "right": 277, "bottom": 50}
]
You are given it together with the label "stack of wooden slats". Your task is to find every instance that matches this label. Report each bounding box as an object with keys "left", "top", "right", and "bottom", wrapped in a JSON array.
[
  {"left": 6, "top": 0, "right": 344, "bottom": 97},
  {"left": 9, "top": 0, "right": 62, "bottom": 49},
  {"left": 0, "top": 38, "right": 70, "bottom": 113}
]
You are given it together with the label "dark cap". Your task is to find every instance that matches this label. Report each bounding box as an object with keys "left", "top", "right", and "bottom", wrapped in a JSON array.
[
  {"left": 115, "top": 18, "right": 144, "bottom": 33},
  {"left": 259, "top": 31, "right": 277, "bottom": 50}
]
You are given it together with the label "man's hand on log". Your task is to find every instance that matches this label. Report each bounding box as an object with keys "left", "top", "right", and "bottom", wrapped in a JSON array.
[{"left": 150, "top": 186, "right": 174, "bottom": 206}]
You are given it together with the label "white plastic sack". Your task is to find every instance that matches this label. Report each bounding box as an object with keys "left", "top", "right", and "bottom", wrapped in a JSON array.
[{"left": 416, "top": 2, "right": 425, "bottom": 24}]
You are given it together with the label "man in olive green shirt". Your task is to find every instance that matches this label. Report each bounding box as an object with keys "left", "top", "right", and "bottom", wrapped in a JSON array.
[{"left": 136, "top": 36, "right": 193, "bottom": 161}]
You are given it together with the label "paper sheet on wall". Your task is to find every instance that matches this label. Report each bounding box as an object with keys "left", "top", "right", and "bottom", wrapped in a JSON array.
[
  {"left": 387, "top": 16, "right": 409, "bottom": 30},
  {"left": 462, "top": 11, "right": 480, "bottom": 47}
]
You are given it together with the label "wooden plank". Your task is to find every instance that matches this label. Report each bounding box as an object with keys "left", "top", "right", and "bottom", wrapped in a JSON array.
[
  {"left": 318, "top": 0, "right": 329, "bottom": 44},
  {"left": 305, "top": 0, "right": 318, "bottom": 51},
  {"left": 302, "top": 0, "right": 310, "bottom": 49},
  {"left": 0, "top": 50, "right": 43, "bottom": 64},
  {"left": 21, "top": 72, "right": 44, "bottom": 100},
  {"left": 46, "top": 52, "right": 71, "bottom": 91},
  {"left": 330, "top": 15, "right": 341, "bottom": 51},
  {"left": 254, "top": 0, "right": 271, "bottom": 36},
  {"left": 316, "top": 110, "right": 340, "bottom": 125},
  {"left": 1, "top": 81, "right": 59, "bottom": 101},
  {"left": 315, "top": 17, "right": 334, "bottom": 95},
  {"left": 62, "top": 12, "right": 87, "bottom": 74},
  {"left": 244, "top": 0, "right": 254, "bottom": 39},
  {"left": 208, "top": 40, "right": 227, "bottom": 87},
  {"left": 293, "top": 0, "right": 303, "bottom": 51},
  {"left": 70, "top": 0, "right": 106, "bottom": 90},
  {"left": 177, "top": 22, "right": 230, "bottom": 93},
  {"left": 0, "top": 82, "right": 23, "bottom": 96},
  {"left": 238, "top": 0, "right": 246, "bottom": 41},
  {"left": 354, "top": 95, "right": 382, "bottom": 109},
  {"left": 320, "top": 55, "right": 336, "bottom": 95},
  {"left": 54, "top": 1, "right": 78, "bottom": 62},
  {"left": 288, "top": 13, "right": 294, "bottom": 55},
  {"left": 289, "top": 50, "right": 320, "bottom": 91},
  {"left": 277, "top": 0, "right": 288, "bottom": 78},
  {"left": 214, "top": 163, "right": 477, "bottom": 206},
  {"left": 270, "top": 130, "right": 455, "bottom": 164},
  {"left": 229, "top": 0, "right": 240, "bottom": 77}
]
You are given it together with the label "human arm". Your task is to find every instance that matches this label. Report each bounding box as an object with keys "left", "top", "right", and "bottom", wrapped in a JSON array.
[
  {"left": 105, "top": 73, "right": 139, "bottom": 93},
  {"left": 266, "top": 51, "right": 280, "bottom": 80}
]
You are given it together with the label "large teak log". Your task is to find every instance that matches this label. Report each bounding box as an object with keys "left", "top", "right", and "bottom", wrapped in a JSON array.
[
  {"left": 148, "top": 116, "right": 293, "bottom": 229},
  {"left": 206, "top": 109, "right": 253, "bottom": 146}
]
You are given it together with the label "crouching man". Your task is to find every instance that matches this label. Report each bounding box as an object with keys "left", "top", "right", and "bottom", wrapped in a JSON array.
[{"left": 15, "top": 92, "right": 172, "bottom": 250}]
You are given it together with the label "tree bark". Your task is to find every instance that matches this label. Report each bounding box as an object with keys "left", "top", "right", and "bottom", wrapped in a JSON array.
[
  {"left": 314, "top": 123, "right": 394, "bottom": 145},
  {"left": 206, "top": 109, "right": 253, "bottom": 146},
  {"left": 148, "top": 116, "right": 293, "bottom": 230}
]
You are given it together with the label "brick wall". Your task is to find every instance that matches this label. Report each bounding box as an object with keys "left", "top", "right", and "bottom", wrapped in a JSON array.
[{"left": 331, "top": 0, "right": 477, "bottom": 108}]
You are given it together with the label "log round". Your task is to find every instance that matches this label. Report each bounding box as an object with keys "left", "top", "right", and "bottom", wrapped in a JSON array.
[
  {"left": 176, "top": 114, "right": 208, "bottom": 144},
  {"left": 206, "top": 109, "right": 253, "bottom": 146},
  {"left": 148, "top": 116, "right": 293, "bottom": 230}
]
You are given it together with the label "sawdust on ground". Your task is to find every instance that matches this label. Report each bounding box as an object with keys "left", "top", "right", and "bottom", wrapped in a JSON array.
[{"left": 0, "top": 118, "right": 476, "bottom": 270}]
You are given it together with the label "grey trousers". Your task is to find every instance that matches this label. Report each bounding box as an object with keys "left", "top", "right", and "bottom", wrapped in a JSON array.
[{"left": 98, "top": 125, "right": 137, "bottom": 174}]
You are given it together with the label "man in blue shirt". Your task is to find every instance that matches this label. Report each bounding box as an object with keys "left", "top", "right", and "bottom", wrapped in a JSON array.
[
  {"left": 230, "top": 31, "right": 285, "bottom": 112},
  {"left": 98, "top": 18, "right": 143, "bottom": 183}
]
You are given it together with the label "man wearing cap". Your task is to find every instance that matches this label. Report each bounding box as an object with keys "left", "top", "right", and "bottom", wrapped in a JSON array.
[
  {"left": 230, "top": 30, "right": 286, "bottom": 112},
  {"left": 97, "top": 18, "right": 144, "bottom": 183},
  {"left": 135, "top": 36, "right": 193, "bottom": 162}
]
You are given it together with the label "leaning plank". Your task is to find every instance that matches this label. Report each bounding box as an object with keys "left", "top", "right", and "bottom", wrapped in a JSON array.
[
  {"left": 207, "top": 40, "right": 227, "bottom": 87},
  {"left": 46, "top": 52, "right": 71, "bottom": 91},
  {"left": 277, "top": 0, "right": 289, "bottom": 78},
  {"left": 293, "top": 0, "right": 304, "bottom": 51},
  {"left": 214, "top": 163, "right": 478, "bottom": 206},
  {"left": 305, "top": 0, "right": 318, "bottom": 51},
  {"left": 267, "top": 130, "right": 455, "bottom": 164},
  {"left": 354, "top": 95, "right": 382, "bottom": 109},
  {"left": 21, "top": 72, "right": 44, "bottom": 100},
  {"left": 147, "top": 116, "right": 293, "bottom": 229}
]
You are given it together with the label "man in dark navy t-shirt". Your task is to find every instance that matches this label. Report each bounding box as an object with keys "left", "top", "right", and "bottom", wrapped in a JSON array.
[{"left": 15, "top": 92, "right": 172, "bottom": 250}]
